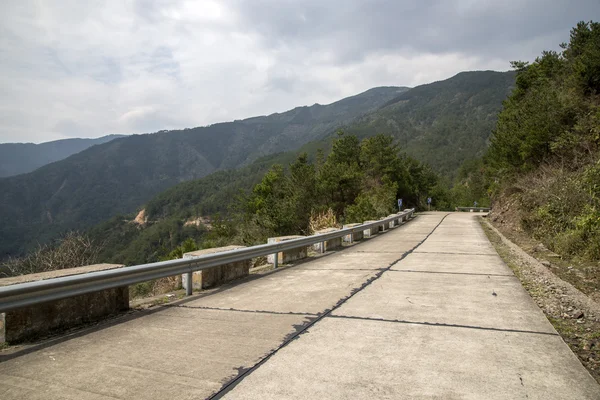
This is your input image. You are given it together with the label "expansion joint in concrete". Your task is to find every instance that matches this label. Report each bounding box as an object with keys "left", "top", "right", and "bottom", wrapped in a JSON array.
[
  {"left": 326, "top": 314, "right": 560, "bottom": 337},
  {"left": 164, "top": 305, "right": 319, "bottom": 317},
  {"left": 414, "top": 251, "right": 499, "bottom": 256},
  {"left": 299, "top": 268, "right": 386, "bottom": 272},
  {"left": 387, "top": 270, "right": 517, "bottom": 278},
  {"left": 209, "top": 213, "right": 452, "bottom": 400}
]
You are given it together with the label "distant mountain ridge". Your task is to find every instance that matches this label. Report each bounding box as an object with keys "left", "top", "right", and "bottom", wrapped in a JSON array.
[
  {"left": 347, "top": 70, "right": 516, "bottom": 173},
  {"left": 0, "top": 86, "right": 408, "bottom": 258},
  {"left": 0, "top": 135, "right": 125, "bottom": 177}
]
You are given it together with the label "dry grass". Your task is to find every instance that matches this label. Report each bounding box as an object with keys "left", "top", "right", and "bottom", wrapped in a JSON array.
[
  {"left": 308, "top": 208, "right": 338, "bottom": 234},
  {"left": 1, "top": 231, "right": 104, "bottom": 277}
]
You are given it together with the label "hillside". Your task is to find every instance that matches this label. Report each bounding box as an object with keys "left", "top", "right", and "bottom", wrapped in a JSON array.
[
  {"left": 346, "top": 70, "right": 516, "bottom": 174},
  {"left": 88, "top": 152, "right": 294, "bottom": 265},
  {"left": 89, "top": 133, "right": 439, "bottom": 266},
  {"left": 0, "top": 135, "right": 125, "bottom": 177},
  {"left": 0, "top": 87, "right": 407, "bottom": 259},
  {"left": 486, "top": 21, "right": 600, "bottom": 264},
  {"left": 483, "top": 21, "right": 600, "bottom": 380}
]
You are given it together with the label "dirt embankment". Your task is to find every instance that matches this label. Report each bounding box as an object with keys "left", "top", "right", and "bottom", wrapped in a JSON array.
[
  {"left": 481, "top": 217, "right": 600, "bottom": 383},
  {"left": 133, "top": 209, "right": 147, "bottom": 225}
]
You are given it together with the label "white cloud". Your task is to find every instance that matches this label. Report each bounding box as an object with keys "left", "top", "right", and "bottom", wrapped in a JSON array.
[{"left": 0, "top": 0, "right": 598, "bottom": 143}]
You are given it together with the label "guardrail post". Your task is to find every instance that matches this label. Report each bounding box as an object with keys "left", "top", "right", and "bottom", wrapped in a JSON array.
[
  {"left": 320, "top": 241, "right": 325, "bottom": 253},
  {"left": 186, "top": 272, "right": 193, "bottom": 296},
  {"left": 273, "top": 253, "right": 278, "bottom": 269}
]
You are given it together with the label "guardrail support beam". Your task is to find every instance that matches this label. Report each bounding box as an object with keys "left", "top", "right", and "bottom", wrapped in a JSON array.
[{"left": 186, "top": 272, "right": 193, "bottom": 296}]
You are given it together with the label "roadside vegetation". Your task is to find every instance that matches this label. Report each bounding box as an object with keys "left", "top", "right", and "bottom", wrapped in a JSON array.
[
  {"left": 1, "top": 231, "right": 103, "bottom": 277},
  {"left": 485, "top": 21, "right": 600, "bottom": 263},
  {"left": 89, "top": 132, "right": 443, "bottom": 266}
]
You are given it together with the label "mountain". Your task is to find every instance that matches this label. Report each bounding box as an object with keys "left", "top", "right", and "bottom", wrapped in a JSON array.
[
  {"left": 0, "top": 71, "right": 518, "bottom": 260},
  {"left": 86, "top": 71, "right": 518, "bottom": 265},
  {"left": 346, "top": 71, "right": 516, "bottom": 174},
  {"left": 0, "top": 135, "right": 125, "bottom": 177},
  {"left": 0, "top": 87, "right": 408, "bottom": 259}
]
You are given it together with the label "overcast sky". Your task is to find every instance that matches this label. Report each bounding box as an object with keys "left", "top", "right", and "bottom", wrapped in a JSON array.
[{"left": 1, "top": 1, "right": 598, "bottom": 143}]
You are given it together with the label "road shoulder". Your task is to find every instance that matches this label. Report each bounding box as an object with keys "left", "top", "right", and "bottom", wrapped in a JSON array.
[{"left": 480, "top": 217, "right": 600, "bottom": 383}]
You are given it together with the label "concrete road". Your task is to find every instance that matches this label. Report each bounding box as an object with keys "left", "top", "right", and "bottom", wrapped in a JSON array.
[{"left": 1, "top": 213, "right": 599, "bottom": 399}]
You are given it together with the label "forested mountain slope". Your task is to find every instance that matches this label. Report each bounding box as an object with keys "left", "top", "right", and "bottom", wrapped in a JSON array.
[
  {"left": 486, "top": 21, "right": 600, "bottom": 262},
  {"left": 0, "top": 135, "right": 124, "bottom": 177},
  {"left": 0, "top": 87, "right": 406, "bottom": 258},
  {"left": 347, "top": 71, "right": 515, "bottom": 174},
  {"left": 89, "top": 133, "right": 439, "bottom": 266}
]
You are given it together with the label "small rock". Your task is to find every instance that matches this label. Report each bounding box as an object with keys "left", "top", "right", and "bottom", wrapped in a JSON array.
[
  {"left": 534, "top": 243, "right": 549, "bottom": 253},
  {"left": 166, "top": 294, "right": 175, "bottom": 298},
  {"left": 573, "top": 310, "right": 584, "bottom": 319},
  {"left": 541, "top": 260, "right": 551, "bottom": 267},
  {"left": 577, "top": 319, "right": 586, "bottom": 324}
]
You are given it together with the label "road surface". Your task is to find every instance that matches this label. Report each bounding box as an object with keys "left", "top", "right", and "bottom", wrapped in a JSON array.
[{"left": 1, "top": 212, "right": 598, "bottom": 399}]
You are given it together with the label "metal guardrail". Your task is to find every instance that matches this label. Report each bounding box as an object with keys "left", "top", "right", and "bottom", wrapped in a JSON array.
[
  {"left": 456, "top": 207, "right": 490, "bottom": 212},
  {"left": 0, "top": 209, "right": 414, "bottom": 313}
]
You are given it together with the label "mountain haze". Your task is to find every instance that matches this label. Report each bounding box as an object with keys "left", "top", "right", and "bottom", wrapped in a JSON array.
[{"left": 0, "top": 135, "right": 125, "bottom": 177}]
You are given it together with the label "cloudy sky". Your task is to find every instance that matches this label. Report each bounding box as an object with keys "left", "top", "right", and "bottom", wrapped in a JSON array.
[{"left": 1, "top": 1, "right": 598, "bottom": 143}]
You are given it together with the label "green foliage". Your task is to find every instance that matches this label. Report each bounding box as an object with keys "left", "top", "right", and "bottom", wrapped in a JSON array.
[
  {"left": 450, "top": 158, "right": 491, "bottom": 208},
  {"left": 487, "top": 21, "right": 600, "bottom": 177},
  {"left": 563, "top": 21, "right": 600, "bottom": 95},
  {"left": 347, "top": 71, "right": 516, "bottom": 177},
  {"left": 318, "top": 133, "right": 364, "bottom": 216},
  {"left": 518, "top": 162, "right": 600, "bottom": 260},
  {"left": 245, "top": 164, "right": 298, "bottom": 235},
  {"left": 240, "top": 133, "right": 437, "bottom": 241},
  {"left": 160, "top": 238, "right": 199, "bottom": 261},
  {"left": 345, "top": 179, "right": 398, "bottom": 222},
  {"left": 486, "top": 21, "right": 600, "bottom": 261}
]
